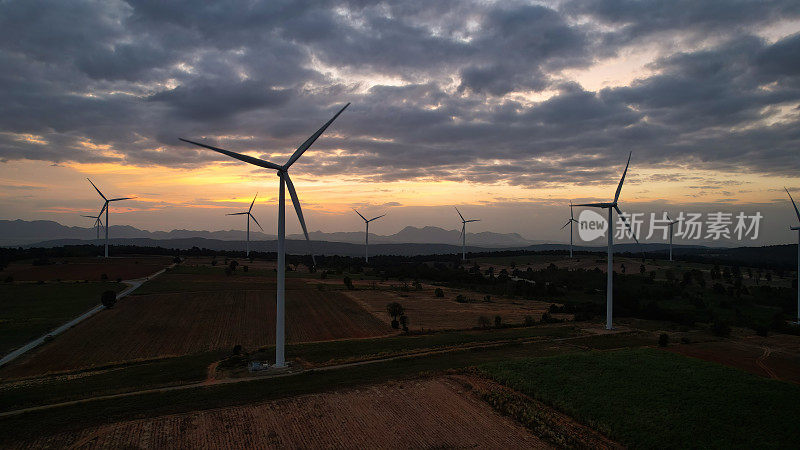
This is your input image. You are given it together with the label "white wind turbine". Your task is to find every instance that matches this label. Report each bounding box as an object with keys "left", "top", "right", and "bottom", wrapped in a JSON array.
[
  {"left": 87, "top": 179, "right": 134, "bottom": 258},
  {"left": 574, "top": 152, "right": 640, "bottom": 330},
  {"left": 353, "top": 209, "right": 386, "bottom": 263},
  {"left": 785, "top": 187, "right": 800, "bottom": 324},
  {"left": 180, "top": 102, "right": 349, "bottom": 367},
  {"left": 560, "top": 202, "right": 578, "bottom": 258},
  {"left": 81, "top": 212, "right": 103, "bottom": 239},
  {"left": 227, "top": 193, "right": 263, "bottom": 257},
  {"left": 666, "top": 214, "right": 680, "bottom": 262},
  {"left": 455, "top": 207, "right": 480, "bottom": 261}
]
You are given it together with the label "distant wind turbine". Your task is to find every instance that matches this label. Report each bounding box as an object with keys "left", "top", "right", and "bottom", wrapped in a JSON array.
[
  {"left": 785, "top": 187, "right": 800, "bottom": 324},
  {"left": 353, "top": 209, "right": 386, "bottom": 263},
  {"left": 560, "top": 202, "right": 578, "bottom": 258},
  {"left": 666, "top": 214, "right": 680, "bottom": 262},
  {"left": 455, "top": 207, "right": 480, "bottom": 261},
  {"left": 180, "top": 102, "right": 349, "bottom": 368},
  {"left": 81, "top": 212, "right": 103, "bottom": 239},
  {"left": 87, "top": 179, "right": 134, "bottom": 258},
  {"left": 574, "top": 152, "right": 640, "bottom": 330},
  {"left": 227, "top": 193, "right": 263, "bottom": 257}
]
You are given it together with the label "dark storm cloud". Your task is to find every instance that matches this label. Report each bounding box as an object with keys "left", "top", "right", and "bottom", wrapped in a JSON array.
[{"left": 1, "top": 0, "right": 800, "bottom": 187}]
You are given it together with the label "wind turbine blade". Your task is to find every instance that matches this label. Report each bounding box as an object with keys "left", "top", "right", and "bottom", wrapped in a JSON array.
[
  {"left": 227, "top": 212, "right": 249, "bottom": 216},
  {"left": 179, "top": 138, "right": 283, "bottom": 171},
  {"left": 573, "top": 202, "right": 609, "bottom": 207},
  {"left": 614, "top": 205, "right": 640, "bottom": 244},
  {"left": 81, "top": 215, "right": 96, "bottom": 218},
  {"left": 249, "top": 213, "right": 264, "bottom": 231},
  {"left": 99, "top": 202, "right": 108, "bottom": 216},
  {"left": 613, "top": 151, "right": 632, "bottom": 204},
  {"left": 285, "top": 103, "right": 350, "bottom": 169},
  {"left": 353, "top": 209, "right": 367, "bottom": 222},
  {"left": 570, "top": 202, "right": 574, "bottom": 220},
  {"left": 87, "top": 178, "right": 107, "bottom": 201},
  {"left": 560, "top": 220, "right": 571, "bottom": 230},
  {"left": 466, "top": 219, "right": 481, "bottom": 222},
  {"left": 369, "top": 214, "right": 387, "bottom": 222},
  {"left": 108, "top": 197, "right": 134, "bottom": 201},
  {"left": 249, "top": 193, "right": 258, "bottom": 213},
  {"left": 284, "top": 173, "right": 316, "bottom": 266},
  {"left": 454, "top": 206, "right": 465, "bottom": 221},
  {"left": 786, "top": 187, "right": 800, "bottom": 222}
]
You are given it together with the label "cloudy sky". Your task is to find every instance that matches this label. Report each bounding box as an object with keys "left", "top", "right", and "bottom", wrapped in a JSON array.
[{"left": 1, "top": 0, "right": 800, "bottom": 245}]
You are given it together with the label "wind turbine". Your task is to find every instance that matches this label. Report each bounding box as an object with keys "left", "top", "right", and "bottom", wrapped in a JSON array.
[
  {"left": 666, "top": 214, "right": 680, "bottom": 262},
  {"left": 574, "top": 152, "right": 640, "bottom": 330},
  {"left": 785, "top": 187, "right": 800, "bottom": 324},
  {"left": 81, "top": 212, "right": 103, "bottom": 239},
  {"left": 87, "top": 179, "right": 134, "bottom": 258},
  {"left": 561, "top": 202, "right": 578, "bottom": 258},
  {"left": 455, "top": 207, "right": 480, "bottom": 261},
  {"left": 227, "top": 193, "right": 263, "bottom": 257},
  {"left": 180, "top": 102, "right": 349, "bottom": 368},
  {"left": 353, "top": 209, "right": 386, "bottom": 263}
]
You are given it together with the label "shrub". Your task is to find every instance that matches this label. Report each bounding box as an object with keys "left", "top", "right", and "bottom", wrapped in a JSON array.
[
  {"left": 494, "top": 315, "right": 502, "bottom": 328},
  {"left": 658, "top": 333, "right": 669, "bottom": 347},
  {"left": 399, "top": 315, "right": 409, "bottom": 332},
  {"left": 712, "top": 320, "right": 731, "bottom": 337},
  {"left": 483, "top": 295, "right": 492, "bottom": 302},
  {"left": 455, "top": 294, "right": 468, "bottom": 303},
  {"left": 524, "top": 315, "right": 535, "bottom": 326},
  {"left": 243, "top": 265, "right": 249, "bottom": 272},
  {"left": 478, "top": 315, "right": 491, "bottom": 328},
  {"left": 101, "top": 290, "right": 117, "bottom": 308},
  {"left": 386, "top": 302, "right": 405, "bottom": 325},
  {"left": 434, "top": 288, "right": 444, "bottom": 298},
  {"left": 343, "top": 276, "right": 354, "bottom": 290},
  {"left": 211, "top": 259, "right": 218, "bottom": 266},
  {"left": 391, "top": 319, "right": 400, "bottom": 329},
  {"left": 232, "top": 344, "right": 243, "bottom": 355}
]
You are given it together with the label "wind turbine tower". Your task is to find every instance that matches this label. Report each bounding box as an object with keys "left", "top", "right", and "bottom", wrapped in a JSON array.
[
  {"left": 666, "top": 214, "right": 680, "bottom": 262},
  {"left": 81, "top": 212, "right": 103, "bottom": 239},
  {"left": 785, "top": 187, "right": 800, "bottom": 324},
  {"left": 180, "top": 102, "right": 349, "bottom": 367},
  {"left": 455, "top": 207, "right": 480, "bottom": 261},
  {"left": 574, "top": 152, "right": 640, "bottom": 330},
  {"left": 561, "top": 202, "right": 578, "bottom": 258},
  {"left": 354, "top": 209, "right": 386, "bottom": 263},
  {"left": 227, "top": 193, "right": 263, "bottom": 257},
  {"left": 87, "top": 179, "right": 134, "bottom": 258}
]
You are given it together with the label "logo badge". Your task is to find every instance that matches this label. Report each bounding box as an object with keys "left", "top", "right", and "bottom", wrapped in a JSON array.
[{"left": 578, "top": 209, "right": 608, "bottom": 241}]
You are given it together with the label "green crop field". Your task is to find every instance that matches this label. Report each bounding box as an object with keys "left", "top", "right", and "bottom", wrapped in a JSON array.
[
  {"left": 480, "top": 348, "right": 800, "bottom": 448},
  {"left": 0, "top": 282, "right": 125, "bottom": 354}
]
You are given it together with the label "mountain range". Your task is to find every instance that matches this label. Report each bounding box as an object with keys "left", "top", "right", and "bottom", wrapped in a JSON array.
[{"left": 0, "top": 220, "right": 543, "bottom": 248}]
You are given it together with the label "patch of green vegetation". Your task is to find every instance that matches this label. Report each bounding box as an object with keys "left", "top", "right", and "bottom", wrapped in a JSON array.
[
  {"left": 0, "top": 282, "right": 125, "bottom": 354},
  {"left": 0, "top": 351, "right": 223, "bottom": 412},
  {"left": 479, "top": 348, "right": 800, "bottom": 448}
]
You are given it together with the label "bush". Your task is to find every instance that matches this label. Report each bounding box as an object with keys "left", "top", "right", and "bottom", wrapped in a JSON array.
[
  {"left": 211, "top": 259, "right": 218, "bottom": 266},
  {"left": 712, "top": 320, "right": 731, "bottom": 337},
  {"left": 391, "top": 319, "right": 400, "bottom": 329},
  {"left": 243, "top": 265, "right": 249, "bottom": 272},
  {"left": 478, "top": 315, "right": 491, "bottom": 328},
  {"left": 524, "top": 315, "right": 535, "bottom": 326},
  {"left": 399, "top": 315, "right": 409, "bottom": 332},
  {"left": 343, "top": 276, "right": 354, "bottom": 290},
  {"left": 101, "top": 290, "right": 117, "bottom": 308},
  {"left": 232, "top": 344, "right": 243, "bottom": 355},
  {"left": 386, "top": 302, "right": 405, "bottom": 326},
  {"left": 434, "top": 288, "right": 444, "bottom": 298},
  {"left": 658, "top": 333, "right": 669, "bottom": 347},
  {"left": 455, "top": 294, "right": 468, "bottom": 303},
  {"left": 494, "top": 315, "right": 502, "bottom": 328}
]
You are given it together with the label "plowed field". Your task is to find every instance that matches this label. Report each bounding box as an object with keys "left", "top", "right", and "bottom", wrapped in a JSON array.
[{"left": 18, "top": 378, "right": 548, "bottom": 449}]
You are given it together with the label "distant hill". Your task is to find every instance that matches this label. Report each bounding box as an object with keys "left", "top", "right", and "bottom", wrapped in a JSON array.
[{"left": 0, "top": 220, "right": 541, "bottom": 248}]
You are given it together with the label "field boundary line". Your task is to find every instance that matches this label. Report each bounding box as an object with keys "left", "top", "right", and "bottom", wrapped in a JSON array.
[{"left": 0, "top": 265, "right": 173, "bottom": 368}]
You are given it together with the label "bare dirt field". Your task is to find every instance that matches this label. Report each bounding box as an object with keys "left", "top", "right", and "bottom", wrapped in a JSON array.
[
  {"left": 327, "top": 279, "right": 566, "bottom": 331},
  {"left": 18, "top": 378, "right": 549, "bottom": 449},
  {"left": 0, "top": 256, "right": 172, "bottom": 282},
  {"left": 666, "top": 335, "right": 800, "bottom": 384},
  {"left": 1, "top": 281, "right": 389, "bottom": 378}
]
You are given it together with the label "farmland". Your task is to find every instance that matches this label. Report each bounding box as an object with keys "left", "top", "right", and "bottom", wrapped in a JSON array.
[
  {"left": 1, "top": 278, "right": 389, "bottom": 378},
  {"left": 0, "top": 281, "right": 125, "bottom": 354},
  {"left": 0, "top": 256, "right": 172, "bottom": 282},
  {"left": 479, "top": 348, "right": 800, "bottom": 448},
  {"left": 16, "top": 378, "right": 549, "bottom": 449}
]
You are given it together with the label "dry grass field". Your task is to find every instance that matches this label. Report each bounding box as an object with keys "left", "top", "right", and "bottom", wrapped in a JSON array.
[
  {"left": 0, "top": 256, "right": 172, "bottom": 282},
  {"left": 331, "top": 279, "right": 565, "bottom": 331},
  {"left": 17, "top": 378, "right": 548, "bottom": 449},
  {"left": 1, "top": 276, "right": 390, "bottom": 378}
]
